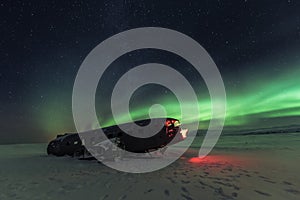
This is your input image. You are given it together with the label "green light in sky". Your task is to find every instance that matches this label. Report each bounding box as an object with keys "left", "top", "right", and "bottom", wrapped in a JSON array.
[
  {"left": 99, "top": 66, "right": 300, "bottom": 129},
  {"left": 38, "top": 63, "right": 300, "bottom": 138}
]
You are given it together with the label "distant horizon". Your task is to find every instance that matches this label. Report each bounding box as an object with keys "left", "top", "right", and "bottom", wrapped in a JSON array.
[{"left": 2, "top": 123, "right": 300, "bottom": 145}]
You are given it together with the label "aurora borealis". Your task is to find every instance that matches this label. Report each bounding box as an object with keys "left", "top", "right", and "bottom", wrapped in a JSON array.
[
  {"left": 99, "top": 61, "right": 300, "bottom": 129},
  {"left": 35, "top": 58, "right": 300, "bottom": 139},
  {"left": 1, "top": 1, "right": 300, "bottom": 143}
]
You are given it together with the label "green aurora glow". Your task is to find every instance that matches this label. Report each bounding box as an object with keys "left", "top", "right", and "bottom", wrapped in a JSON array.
[
  {"left": 99, "top": 64, "right": 300, "bottom": 129},
  {"left": 38, "top": 62, "right": 300, "bottom": 137}
]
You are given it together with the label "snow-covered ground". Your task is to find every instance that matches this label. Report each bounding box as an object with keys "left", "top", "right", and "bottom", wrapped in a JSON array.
[{"left": 1, "top": 133, "right": 299, "bottom": 200}]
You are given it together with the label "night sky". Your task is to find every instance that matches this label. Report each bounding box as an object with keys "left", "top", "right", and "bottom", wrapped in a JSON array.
[{"left": 1, "top": 0, "right": 300, "bottom": 144}]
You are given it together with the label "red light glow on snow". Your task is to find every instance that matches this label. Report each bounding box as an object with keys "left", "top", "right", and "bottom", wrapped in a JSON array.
[{"left": 188, "top": 154, "right": 248, "bottom": 166}]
